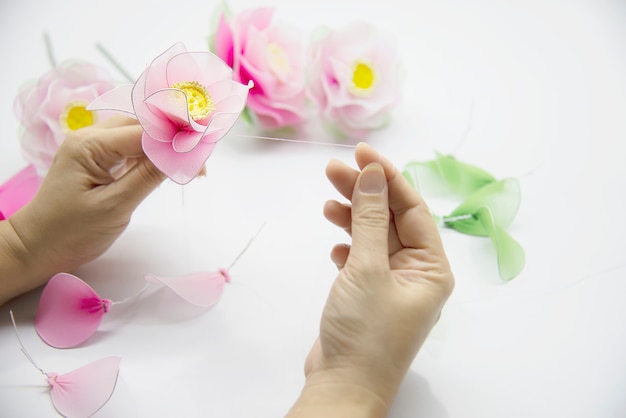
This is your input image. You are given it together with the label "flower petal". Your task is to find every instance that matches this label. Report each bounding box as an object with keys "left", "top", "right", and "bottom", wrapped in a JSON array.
[
  {"left": 166, "top": 52, "right": 233, "bottom": 88},
  {"left": 142, "top": 132, "right": 217, "bottom": 185},
  {"left": 145, "top": 270, "right": 229, "bottom": 308},
  {"left": 35, "top": 273, "right": 110, "bottom": 348},
  {"left": 214, "top": 13, "right": 235, "bottom": 67},
  {"left": 172, "top": 130, "right": 204, "bottom": 153},
  {"left": 144, "top": 88, "right": 204, "bottom": 132},
  {"left": 87, "top": 84, "right": 135, "bottom": 115},
  {"left": 133, "top": 80, "right": 179, "bottom": 142},
  {"left": 144, "top": 42, "right": 188, "bottom": 97},
  {"left": 49, "top": 356, "right": 121, "bottom": 418}
]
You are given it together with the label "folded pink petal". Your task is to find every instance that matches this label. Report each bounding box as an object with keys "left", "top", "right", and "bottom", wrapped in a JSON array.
[
  {"left": 48, "top": 356, "right": 121, "bottom": 418},
  {"left": 144, "top": 88, "right": 203, "bottom": 132},
  {"left": 132, "top": 78, "right": 179, "bottom": 142},
  {"left": 35, "top": 273, "right": 111, "bottom": 348},
  {"left": 0, "top": 164, "right": 42, "bottom": 219},
  {"left": 142, "top": 133, "right": 216, "bottom": 185},
  {"left": 145, "top": 270, "right": 230, "bottom": 308},
  {"left": 86, "top": 84, "right": 135, "bottom": 115},
  {"left": 172, "top": 130, "right": 205, "bottom": 153}
]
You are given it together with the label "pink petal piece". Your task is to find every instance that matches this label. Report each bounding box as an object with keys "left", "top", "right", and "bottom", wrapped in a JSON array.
[
  {"left": 145, "top": 269, "right": 230, "bottom": 308},
  {"left": 0, "top": 164, "right": 42, "bottom": 219},
  {"left": 172, "top": 129, "right": 206, "bottom": 153},
  {"left": 35, "top": 273, "right": 111, "bottom": 348},
  {"left": 86, "top": 84, "right": 135, "bottom": 115},
  {"left": 142, "top": 133, "right": 217, "bottom": 185},
  {"left": 48, "top": 356, "right": 121, "bottom": 418},
  {"left": 144, "top": 88, "right": 199, "bottom": 130}
]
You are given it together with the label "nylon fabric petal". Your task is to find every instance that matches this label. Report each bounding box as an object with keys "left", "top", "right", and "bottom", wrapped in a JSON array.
[
  {"left": 48, "top": 356, "right": 121, "bottom": 418},
  {"left": 35, "top": 273, "right": 111, "bottom": 348},
  {"left": 145, "top": 270, "right": 230, "bottom": 308}
]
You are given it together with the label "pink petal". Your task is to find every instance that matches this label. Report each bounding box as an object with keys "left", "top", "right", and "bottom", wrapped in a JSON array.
[
  {"left": 86, "top": 84, "right": 135, "bottom": 115},
  {"left": 133, "top": 77, "right": 179, "bottom": 142},
  {"left": 35, "top": 273, "right": 111, "bottom": 348},
  {"left": 144, "top": 88, "right": 203, "bottom": 132},
  {"left": 166, "top": 52, "right": 233, "bottom": 89},
  {"left": 0, "top": 164, "right": 42, "bottom": 219},
  {"left": 48, "top": 356, "right": 121, "bottom": 418},
  {"left": 142, "top": 133, "right": 217, "bottom": 185},
  {"left": 172, "top": 130, "right": 205, "bottom": 152},
  {"left": 144, "top": 42, "right": 188, "bottom": 97},
  {"left": 210, "top": 79, "right": 252, "bottom": 109},
  {"left": 214, "top": 13, "right": 235, "bottom": 67},
  {"left": 145, "top": 270, "right": 230, "bottom": 308}
]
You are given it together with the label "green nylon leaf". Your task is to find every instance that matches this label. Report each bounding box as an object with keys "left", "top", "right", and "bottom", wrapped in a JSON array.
[
  {"left": 447, "top": 178, "right": 521, "bottom": 235},
  {"left": 433, "top": 152, "right": 496, "bottom": 198},
  {"left": 475, "top": 207, "right": 525, "bottom": 281},
  {"left": 402, "top": 153, "right": 496, "bottom": 198}
]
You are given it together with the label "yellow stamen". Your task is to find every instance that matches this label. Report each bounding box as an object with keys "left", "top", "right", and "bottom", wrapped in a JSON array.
[
  {"left": 60, "top": 101, "right": 96, "bottom": 132},
  {"left": 350, "top": 61, "right": 376, "bottom": 96},
  {"left": 267, "top": 43, "right": 292, "bottom": 82},
  {"left": 171, "top": 81, "right": 214, "bottom": 121}
]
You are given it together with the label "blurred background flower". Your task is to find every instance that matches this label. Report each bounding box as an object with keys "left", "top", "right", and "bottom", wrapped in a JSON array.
[
  {"left": 14, "top": 61, "right": 115, "bottom": 176},
  {"left": 306, "top": 21, "right": 404, "bottom": 142},
  {"left": 212, "top": 6, "right": 308, "bottom": 132}
]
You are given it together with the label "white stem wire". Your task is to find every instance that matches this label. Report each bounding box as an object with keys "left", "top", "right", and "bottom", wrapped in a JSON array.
[
  {"left": 227, "top": 223, "right": 266, "bottom": 271},
  {"left": 9, "top": 310, "right": 46, "bottom": 376},
  {"left": 234, "top": 134, "right": 357, "bottom": 148}
]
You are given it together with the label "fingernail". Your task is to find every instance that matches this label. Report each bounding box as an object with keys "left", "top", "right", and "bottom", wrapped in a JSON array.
[{"left": 359, "top": 164, "right": 386, "bottom": 194}]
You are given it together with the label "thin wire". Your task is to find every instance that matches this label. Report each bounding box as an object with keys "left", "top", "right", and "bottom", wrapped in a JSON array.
[
  {"left": 9, "top": 310, "right": 46, "bottom": 376},
  {"left": 234, "top": 134, "right": 357, "bottom": 148},
  {"left": 111, "top": 282, "right": 150, "bottom": 305},
  {"left": 95, "top": 42, "right": 135, "bottom": 83},
  {"left": 43, "top": 32, "right": 56, "bottom": 68},
  {"left": 227, "top": 222, "right": 266, "bottom": 271}
]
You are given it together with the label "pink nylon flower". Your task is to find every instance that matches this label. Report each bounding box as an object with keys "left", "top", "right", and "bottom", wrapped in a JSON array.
[
  {"left": 88, "top": 42, "right": 251, "bottom": 185},
  {"left": 14, "top": 61, "right": 116, "bottom": 176},
  {"left": 213, "top": 7, "right": 308, "bottom": 130},
  {"left": 307, "top": 21, "right": 403, "bottom": 141}
]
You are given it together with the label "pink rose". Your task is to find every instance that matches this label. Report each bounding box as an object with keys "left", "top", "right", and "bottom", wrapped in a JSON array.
[
  {"left": 14, "top": 61, "right": 116, "bottom": 176},
  {"left": 307, "top": 21, "right": 403, "bottom": 141},
  {"left": 213, "top": 7, "right": 308, "bottom": 130},
  {"left": 88, "top": 42, "right": 251, "bottom": 185}
]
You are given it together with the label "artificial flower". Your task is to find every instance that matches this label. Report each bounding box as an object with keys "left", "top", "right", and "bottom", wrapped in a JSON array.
[
  {"left": 212, "top": 7, "right": 308, "bottom": 131},
  {"left": 307, "top": 21, "right": 403, "bottom": 141},
  {"left": 88, "top": 42, "right": 251, "bottom": 185},
  {"left": 14, "top": 61, "right": 116, "bottom": 176}
]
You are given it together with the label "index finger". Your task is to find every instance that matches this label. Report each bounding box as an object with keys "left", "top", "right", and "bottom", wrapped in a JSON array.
[
  {"left": 94, "top": 124, "right": 145, "bottom": 159},
  {"left": 355, "top": 143, "right": 444, "bottom": 252}
]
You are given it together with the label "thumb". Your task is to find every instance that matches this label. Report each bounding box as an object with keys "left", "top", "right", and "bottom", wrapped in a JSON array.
[
  {"left": 110, "top": 156, "right": 166, "bottom": 208},
  {"left": 347, "top": 163, "right": 390, "bottom": 269}
]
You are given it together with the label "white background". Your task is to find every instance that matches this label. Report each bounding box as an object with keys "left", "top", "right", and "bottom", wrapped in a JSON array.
[{"left": 1, "top": 0, "right": 626, "bottom": 417}]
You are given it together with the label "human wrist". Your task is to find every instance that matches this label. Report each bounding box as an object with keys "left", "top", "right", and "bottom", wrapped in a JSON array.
[
  {"left": 286, "top": 368, "right": 395, "bottom": 418},
  {"left": 0, "top": 217, "right": 41, "bottom": 305}
]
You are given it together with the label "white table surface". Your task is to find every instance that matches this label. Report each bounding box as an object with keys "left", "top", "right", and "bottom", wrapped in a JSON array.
[{"left": 1, "top": 0, "right": 626, "bottom": 417}]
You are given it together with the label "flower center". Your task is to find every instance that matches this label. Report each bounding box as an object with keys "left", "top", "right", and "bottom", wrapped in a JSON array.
[
  {"left": 350, "top": 61, "right": 376, "bottom": 96},
  {"left": 171, "top": 81, "right": 214, "bottom": 121},
  {"left": 267, "top": 43, "right": 292, "bottom": 82},
  {"left": 60, "top": 101, "right": 97, "bottom": 132}
]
